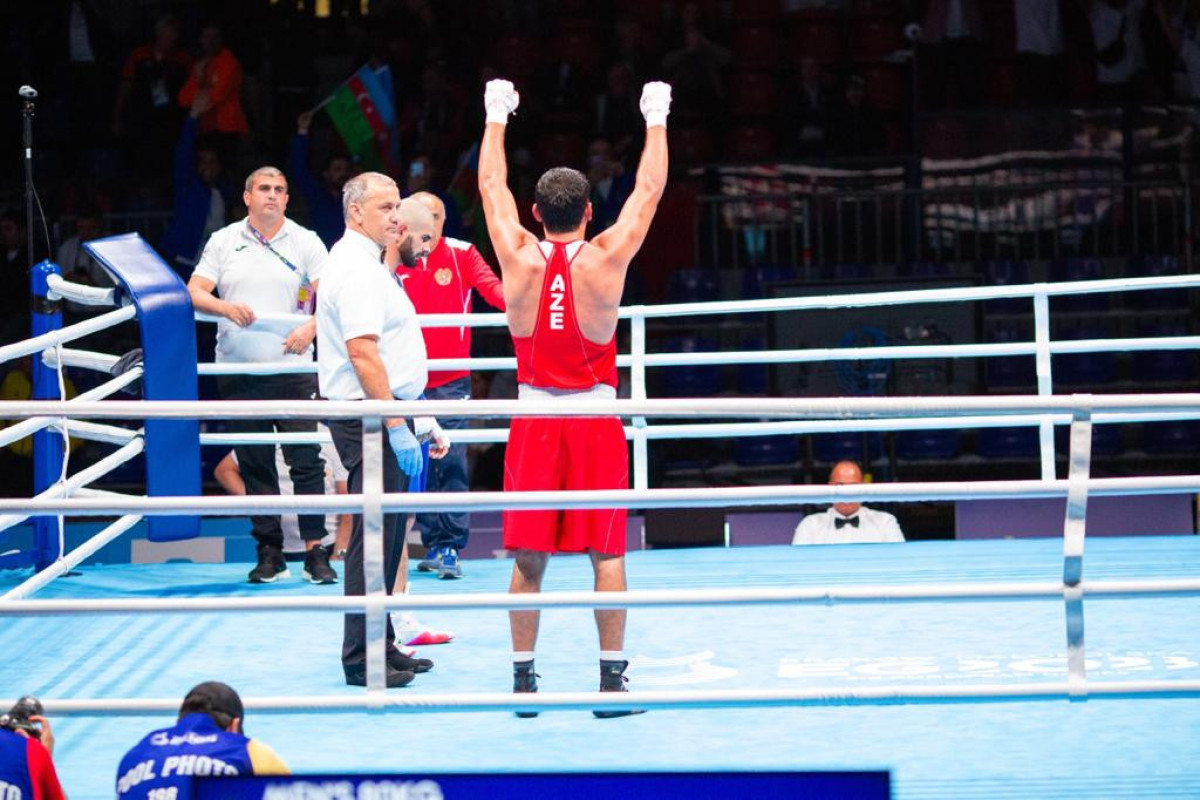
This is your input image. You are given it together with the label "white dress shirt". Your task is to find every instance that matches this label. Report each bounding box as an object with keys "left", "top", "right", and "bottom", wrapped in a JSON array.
[
  {"left": 792, "top": 506, "right": 905, "bottom": 545},
  {"left": 317, "top": 228, "right": 428, "bottom": 401},
  {"left": 192, "top": 218, "right": 328, "bottom": 363}
]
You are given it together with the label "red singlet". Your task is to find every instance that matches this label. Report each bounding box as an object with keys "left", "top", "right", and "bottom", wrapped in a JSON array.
[{"left": 503, "top": 241, "right": 628, "bottom": 555}]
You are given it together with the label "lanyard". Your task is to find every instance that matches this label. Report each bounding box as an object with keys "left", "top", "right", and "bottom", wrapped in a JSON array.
[{"left": 247, "top": 222, "right": 303, "bottom": 276}]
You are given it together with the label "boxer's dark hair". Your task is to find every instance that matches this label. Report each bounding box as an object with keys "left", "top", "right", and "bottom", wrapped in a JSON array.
[{"left": 535, "top": 168, "right": 590, "bottom": 233}]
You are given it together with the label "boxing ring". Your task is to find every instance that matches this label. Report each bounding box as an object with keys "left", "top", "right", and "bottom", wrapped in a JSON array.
[{"left": 0, "top": 235, "right": 1198, "bottom": 798}]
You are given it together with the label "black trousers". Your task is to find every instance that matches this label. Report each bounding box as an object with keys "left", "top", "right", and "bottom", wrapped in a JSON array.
[
  {"left": 329, "top": 417, "right": 409, "bottom": 673},
  {"left": 217, "top": 372, "right": 326, "bottom": 547}
]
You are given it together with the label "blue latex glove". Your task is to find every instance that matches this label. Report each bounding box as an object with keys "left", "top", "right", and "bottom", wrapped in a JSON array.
[{"left": 387, "top": 423, "right": 423, "bottom": 478}]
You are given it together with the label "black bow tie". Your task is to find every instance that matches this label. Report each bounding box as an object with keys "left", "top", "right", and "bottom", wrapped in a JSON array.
[{"left": 835, "top": 516, "right": 859, "bottom": 529}]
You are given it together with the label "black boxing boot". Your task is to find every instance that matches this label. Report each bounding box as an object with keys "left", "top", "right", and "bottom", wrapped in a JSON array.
[
  {"left": 513, "top": 660, "right": 540, "bottom": 719},
  {"left": 593, "top": 659, "right": 646, "bottom": 719}
]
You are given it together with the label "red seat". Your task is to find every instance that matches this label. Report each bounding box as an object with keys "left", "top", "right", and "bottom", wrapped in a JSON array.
[
  {"left": 730, "top": 71, "right": 778, "bottom": 118},
  {"left": 981, "top": 58, "right": 1017, "bottom": 107},
  {"left": 852, "top": 12, "right": 905, "bottom": 59},
  {"left": 738, "top": 0, "right": 783, "bottom": 22},
  {"left": 669, "top": 126, "right": 716, "bottom": 164},
  {"left": 857, "top": 61, "right": 907, "bottom": 112},
  {"left": 725, "top": 124, "right": 778, "bottom": 162},
  {"left": 535, "top": 131, "right": 586, "bottom": 170},
  {"left": 554, "top": 25, "right": 605, "bottom": 77},
  {"left": 788, "top": 13, "right": 844, "bottom": 65},
  {"left": 732, "top": 24, "right": 782, "bottom": 69},
  {"left": 492, "top": 35, "right": 541, "bottom": 81}
]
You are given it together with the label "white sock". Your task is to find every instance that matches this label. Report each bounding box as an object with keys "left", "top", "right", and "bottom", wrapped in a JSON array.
[
  {"left": 600, "top": 651, "right": 624, "bottom": 663},
  {"left": 512, "top": 651, "right": 535, "bottom": 665}
]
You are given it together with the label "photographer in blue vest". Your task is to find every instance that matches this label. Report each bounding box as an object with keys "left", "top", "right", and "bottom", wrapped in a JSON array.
[{"left": 115, "top": 681, "right": 288, "bottom": 799}]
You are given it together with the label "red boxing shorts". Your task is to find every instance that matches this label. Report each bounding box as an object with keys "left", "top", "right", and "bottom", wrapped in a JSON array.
[{"left": 503, "top": 415, "right": 629, "bottom": 555}]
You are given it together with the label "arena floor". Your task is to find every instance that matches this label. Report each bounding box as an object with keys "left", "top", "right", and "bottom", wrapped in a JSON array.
[{"left": 3, "top": 536, "right": 1199, "bottom": 799}]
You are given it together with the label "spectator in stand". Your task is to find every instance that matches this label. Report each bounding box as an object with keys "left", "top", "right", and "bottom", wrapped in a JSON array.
[
  {"left": 112, "top": 14, "right": 192, "bottom": 178},
  {"left": 786, "top": 57, "right": 833, "bottom": 157},
  {"left": 178, "top": 23, "right": 249, "bottom": 166},
  {"left": 400, "top": 63, "right": 467, "bottom": 177},
  {"left": 0, "top": 211, "right": 33, "bottom": 347},
  {"left": 920, "top": 0, "right": 984, "bottom": 107},
  {"left": 661, "top": 20, "right": 732, "bottom": 123},
  {"left": 404, "top": 155, "right": 464, "bottom": 240},
  {"left": 1150, "top": 0, "right": 1200, "bottom": 103},
  {"left": 792, "top": 461, "right": 905, "bottom": 545},
  {"left": 1015, "top": 0, "right": 1068, "bottom": 106},
  {"left": 613, "top": 17, "right": 656, "bottom": 86},
  {"left": 57, "top": 204, "right": 111, "bottom": 291},
  {"left": 159, "top": 94, "right": 237, "bottom": 273},
  {"left": 289, "top": 111, "right": 356, "bottom": 248},
  {"left": 0, "top": 696, "right": 64, "bottom": 800},
  {"left": 391, "top": 190, "right": 505, "bottom": 581},
  {"left": 587, "top": 139, "right": 634, "bottom": 233},
  {"left": 593, "top": 63, "right": 644, "bottom": 161},
  {"left": 1078, "top": 0, "right": 1151, "bottom": 105},
  {"left": 828, "top": 75, "right": 885, "bottom": 156}
]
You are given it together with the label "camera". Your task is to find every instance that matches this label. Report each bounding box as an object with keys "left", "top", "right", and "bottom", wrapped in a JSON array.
[{"left": 0, "top": 696, "right": 44, "bottom": 740}]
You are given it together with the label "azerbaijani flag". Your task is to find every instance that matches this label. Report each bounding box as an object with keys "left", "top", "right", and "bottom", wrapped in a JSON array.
[{"left": 323, "top": 64, "right": 399, "bottom": 172}]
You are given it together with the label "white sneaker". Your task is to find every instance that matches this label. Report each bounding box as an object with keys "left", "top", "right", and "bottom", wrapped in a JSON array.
[{"left": 393, "top": 612, "right": 455, "bottom": 647}]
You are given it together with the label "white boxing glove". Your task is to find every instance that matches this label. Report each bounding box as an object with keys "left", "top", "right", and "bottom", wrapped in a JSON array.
[
  {"left": 639, "top": 81, "right": 672, "bottom": 128},
  {"left": 484, "top": 79, "right": 520, "bottom": 125}
]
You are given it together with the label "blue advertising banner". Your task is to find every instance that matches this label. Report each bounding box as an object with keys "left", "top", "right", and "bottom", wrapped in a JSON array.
[{"left": 195, "top": 771, "right": 889, "bottom": 800}]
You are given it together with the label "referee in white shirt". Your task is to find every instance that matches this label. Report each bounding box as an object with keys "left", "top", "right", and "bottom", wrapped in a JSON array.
[
  {"left": 792, "top": 460, "right": 905, "bottom": 545},
  {"left": 187, "top": 166, "right": 336, "bottom": 585},
  {"left": 317, "top": 173, "right": 448, "bottom": 688}
]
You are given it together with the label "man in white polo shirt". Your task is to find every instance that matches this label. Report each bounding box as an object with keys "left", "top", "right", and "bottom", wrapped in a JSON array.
[
  {"left": 793, "top": 460, "right": 905, "bottom": 545},
  {"left": 187, "top": 165, "right": 336, "bottom": 586},
  {"left": 317, "top": 174, "right": 449, "bottom": 688}
]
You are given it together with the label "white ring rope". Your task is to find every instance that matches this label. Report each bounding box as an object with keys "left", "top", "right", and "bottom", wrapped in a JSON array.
[
  {"left": 2, "top": 475, "right": 1199, "bottom": 519},
  {"left": 6, "top": 394, "right": 1200, "bottom": 422},
  {"left": 2, "top": 681, "right": 1195, "bottom": 717},
  {"left": 4, "top": 579, "right": 1199, "bottom": 616},
  {"left": 44, "top": 273, "right": 122, "bottom": 308},
  {"left": 0, "top": 305, "right": 135, "bottom": 365}
]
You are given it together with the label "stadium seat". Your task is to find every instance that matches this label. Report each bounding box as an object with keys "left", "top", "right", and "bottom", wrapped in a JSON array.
[
  {"left": 788, "top": 12, "right": 843, "bottom": 66},
  {"left": 1124, "top": 254, "right": 1189, "bottom": 310},
  {"left": 732, "top": 24, "right": 782, "bottom": 69},
  {"left": 1053, "top": 327, "right": 1116, "bottom": 386},
  {"left": 898, "top": 261, "right": 951, "bottom": 278},
  {"left": 812, "top": 432, "right": 883, "bottom": 464},
  {"left": 1140, "top": 421, "right": 1200, "bottom": 454},
  {"left": 895, "top": 429, "right": 962, "bottom": 460},
  {"left": 975, "top": 426, "right": 1039, "bottom": 459},
  {"left": 730, "top": 71, "right": 778, "bottom": 119},
  {"left": 1054, "top": 422, "right": 1123, "bottom": 457},
  {"left": 1130, "top": 323, "right": 1197, "bottom": 383},
  {"left": 735, "top": 434, "right": 799, "bottom": 466},
  {"left": 1050, "top": 257, "right": 1108, "bottom": 312},
  {"left": 492, "top": 35, "right": 541, "bottom": 80},
  {"left": 669, "top": 126, "right": 717, "bottom": 164},
  {"left": 985, "top": 320, "right": 1035, "bottom": 388},
  {"left": 982, "top": 259, "right": 1030, "bottom": 314},
  {"left": 666, "top": 268, "right": 720, "bottom": 304},
  {"left": 858, "top": 61, "right": 907, "bottom": 113},
  {"left": 736, "top": 336, "right": 769, "bottom": 395},
  {"left": 725, "top": 124, "right": 778, "bottom": 162},
  {"left": 660, "top": 336, "right": 723, "bottom": 397},
  {"left": 851, "top": 11, "right": 905, "bottom": 60}
]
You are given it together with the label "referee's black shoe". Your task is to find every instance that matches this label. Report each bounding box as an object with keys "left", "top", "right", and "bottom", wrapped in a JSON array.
[
  {"left": 388, "top": 647, "right": 433, "bottom": 674},
  {"left": 344, "top": 665, "right": 415, "bottom": 688}
]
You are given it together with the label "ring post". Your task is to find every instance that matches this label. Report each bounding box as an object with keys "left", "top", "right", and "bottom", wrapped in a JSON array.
[
  {"left": 30, "top": 260, "right": 64, "bottom": 569},
  {"left": 83, "top": 234, "right": 200, "bottom": 541}
]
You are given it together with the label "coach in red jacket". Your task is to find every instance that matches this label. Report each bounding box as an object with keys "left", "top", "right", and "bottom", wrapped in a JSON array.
[{"left": 391, "top": 191, "right": 505, "bottom": 579}]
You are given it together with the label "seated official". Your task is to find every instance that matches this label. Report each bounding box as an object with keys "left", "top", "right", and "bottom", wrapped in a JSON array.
[
  {"left": 115, "top": 681, "right": 287, "bottom": 799},
  {"left": 793, "top": 460, "right": 904, "bottom": 545}
]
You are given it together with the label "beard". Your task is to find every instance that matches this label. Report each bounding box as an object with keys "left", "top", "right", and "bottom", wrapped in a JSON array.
[{"left": 397, "top": 237, "right": 418, "bottom": 268}]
